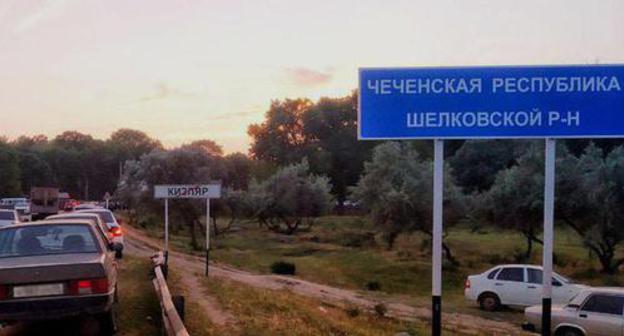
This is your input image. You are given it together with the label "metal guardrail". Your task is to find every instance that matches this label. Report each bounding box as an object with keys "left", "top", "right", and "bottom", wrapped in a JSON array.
[{"left": 151, "top": 252, "right": 189, "bottom": 336}]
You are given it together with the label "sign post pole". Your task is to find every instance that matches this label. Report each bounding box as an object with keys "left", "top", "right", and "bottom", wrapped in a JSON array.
[
  {"left": 164, "top": 198, "right": 169, "bottom": 264},
  {"left": 542, "top": 138, "right": 556, "bottom": 336},
  {"left": 432, "top": 139, "right": 444, "bottom": 336},
  {"left": 206, "top": 198, "right": 210, "bottom": 277}
]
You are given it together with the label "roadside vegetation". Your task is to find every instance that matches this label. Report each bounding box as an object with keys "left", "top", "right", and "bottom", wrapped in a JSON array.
[
  {"left": 199, "top": 273, "right": 432, "bottom": 336},
  {"left": 117, "top": 255, "right": 161, "bottom": 336},
  {"left": 130, "top": 214, "right": 624, "bottom": 326}
]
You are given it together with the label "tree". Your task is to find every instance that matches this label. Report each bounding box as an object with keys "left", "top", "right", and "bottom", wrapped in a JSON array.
[
  {"left": 245, "top": 160, "right": 333, "bottom": 235},
  {"left": 180, "top": 139, "right": 223, "bottom": 157},
  {"left": 351, "top": 142, "right": 466, "bottom": 264},
  {"left": 303, "top": 94, "right": 376, "bottom": 203},
  {"left": 450, "top": 140, "right": 529, "bottom": 193},
  {"left": 479, "top": 143, "right": 548, "bottom": 259},
  {"left": 223, "top": 153, "right": 253, "bottom": 190},
  {"left": 557, "top": 144, "right": 624, "bottom": 274},
  {"left": 0, "top": 144, "right": 22, "bottom": 196},
  {"left": 117, "top": 146, "right": 226, "bottom": 249},
  {"left": 248, "top": 98, "right": 313, "bottom": 163},
  {"left": 248, "top": 93, "right": 377, "bottom": 203},
  {"left": 108, "top": 129, "right": 162, "bottom": 161}
]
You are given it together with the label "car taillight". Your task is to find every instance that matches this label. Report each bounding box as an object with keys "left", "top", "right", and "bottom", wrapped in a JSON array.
[
  {"left": 68, "top": 278, "right": 109, "bottom": 295},
  {"left": 464, "top": 279, "right": 471, "bottom": 289},
  {"left": 0, "top": 285, "right": 7, "bottom": 300},
  {"left": 110, "top": 227, "right": 122, "bottom": 237}
]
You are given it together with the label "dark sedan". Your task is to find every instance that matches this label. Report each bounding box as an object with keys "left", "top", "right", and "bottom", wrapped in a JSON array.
[{"left": 0, "top": 219, "right": 121, "bottom": 334}]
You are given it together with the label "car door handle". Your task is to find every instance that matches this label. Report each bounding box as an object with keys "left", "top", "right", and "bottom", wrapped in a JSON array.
[
  {"left": 579, "top": 313, "right": 588, "bottom": 318},
  {"left": 527, "top": 285, "right": 537, "bottom": 289},
  {"left": 495, "top": 283, "right": 503, "bottom": 286}
]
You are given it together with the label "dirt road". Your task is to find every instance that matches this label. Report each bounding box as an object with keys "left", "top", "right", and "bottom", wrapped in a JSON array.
[{"left": 124, "top": 225, "right": 532, "bottom": 336}]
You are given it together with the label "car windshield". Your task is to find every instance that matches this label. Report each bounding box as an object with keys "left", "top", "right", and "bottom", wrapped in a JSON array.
[
  {"left": 0, "top": 212, "right": 15, "bottom": 220},
  {"left": 0, "top": 224, "right": 99, "bottom": 258}
]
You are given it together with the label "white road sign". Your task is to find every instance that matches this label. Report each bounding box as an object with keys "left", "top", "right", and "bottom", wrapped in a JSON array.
[{"left": 154, "top": 184, "right": 221, "bottom": 199}]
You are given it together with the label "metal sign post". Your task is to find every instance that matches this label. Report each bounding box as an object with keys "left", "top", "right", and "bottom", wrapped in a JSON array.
[
  {"left": 358, "top": 64, "right": 624, "bottom": 336},
  {"left": 432, "top": 139, "right": 444, "bottom": 336},
  {"left": 154, "top": 184, "right": 222, "bottom": 278},
  {"left": 542, "top": 138, "right": 556, "bottom": 336},
  {"left": 164, "top": 198, "right": 169, "bottom": 266},
  {"left": 206, "top": 198, "right": 211, "bottom": 276}
]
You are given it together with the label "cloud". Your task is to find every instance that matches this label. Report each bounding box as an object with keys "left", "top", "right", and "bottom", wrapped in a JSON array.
[
  {"left": 285, "top": 67, "right": 333, "bottom": 86},
  {"left": 139, "top": 82, "right": 194, "bottom": 102},
  {"left": 207, "top": 110, "right": 258, "bottom": 121},
  {"left": 14, "top": 0, "right": 69, "bottom": 33}
]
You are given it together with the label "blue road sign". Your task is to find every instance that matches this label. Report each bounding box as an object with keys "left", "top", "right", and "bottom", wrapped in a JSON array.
[{"left": 359, "top": 65, "right": 624, "bottom": 139}]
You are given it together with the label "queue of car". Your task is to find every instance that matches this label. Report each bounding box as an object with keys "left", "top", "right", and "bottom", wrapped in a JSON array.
[
  {"left": 0, "top": 200, "right": 124, "bottom": 334},
  {"left": 465, "top": 265, "right": 624, "bottom": 336}
]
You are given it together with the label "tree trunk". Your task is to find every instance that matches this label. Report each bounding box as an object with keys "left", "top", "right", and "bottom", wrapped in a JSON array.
[
  {"left": 442, "top": 241, "right": 459, "bottom": 266},
  {"left": 212, "top": 216, "right": 218, "bottom": 236},
  {"left": 525, "top": 233, "right": 533, "bottom": 260}
]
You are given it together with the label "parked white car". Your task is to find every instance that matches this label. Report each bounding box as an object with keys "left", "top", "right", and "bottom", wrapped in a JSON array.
[
  {"left": 76, "top": 208, "right": 124, "bottom": 257},
  {"left": 465, "top": 264, "right": 587, "bottom": 311},
  {"left": 0, "top": 209, "right": 20, "bottom": 228},
  {"left": 523, "top": 287, "right": 624, "bottom": 336}
]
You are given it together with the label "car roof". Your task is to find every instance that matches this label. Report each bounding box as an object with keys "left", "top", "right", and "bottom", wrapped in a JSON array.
[
  {"left": 50, "top": 213, "right": 101, "bottom": 219},
  {"left": 76, "top": 208, "right": 110, "bottom": 213},
  {"left": 582, "top": 287, "right": 624, "bottom": 295},
  {"left": 7, "top": 219, "right": 96, "bottom": 227},
  {"left": 491, "top": 264, "right": 544, "bottom": 268}
]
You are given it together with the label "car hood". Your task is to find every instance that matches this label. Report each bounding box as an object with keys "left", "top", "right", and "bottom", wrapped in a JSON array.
[{"left": 525, "top": 304, "right": 568, "bottom": 317}]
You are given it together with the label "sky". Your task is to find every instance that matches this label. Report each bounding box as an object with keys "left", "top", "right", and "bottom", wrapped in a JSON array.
[{"left": 0, "top": 0, "right": 623, "bottom": 153}]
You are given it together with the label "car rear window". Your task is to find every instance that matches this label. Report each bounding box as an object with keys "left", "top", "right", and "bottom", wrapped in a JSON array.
[
  {"left": 0, "top": 224, "right": 99, "bottom": 258},
  {"left": 582, "top": 294, "right": 624, "bottom": 315},
  {"left": 84, "top": 211, "right": 115, "bottom": 223},
  {"left": 0, "top": 212, "right": 15, "bottom": 220}
]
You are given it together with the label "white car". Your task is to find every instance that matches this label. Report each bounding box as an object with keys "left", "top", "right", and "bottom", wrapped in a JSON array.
[
  {"left": 76, "top": 209, "right": 124, "bottom": 257},
  {"left": 523, "top": 287, "right": 624, "bottom": 336},
  {"left": 0, "top": 209, "right": 20, "bottom": 228},
  {"left": 465, "top": 264, "right": 586, "bottom": 311}
]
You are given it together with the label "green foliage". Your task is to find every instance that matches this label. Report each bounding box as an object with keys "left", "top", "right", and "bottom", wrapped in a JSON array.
[
  {"left": 246, "top": 160, "right": 333, "bottom": 234},
  {"left": 0, "top": 144, "right": 22, "bottom": 196},
  {"left": 351, "top": 142, "right": 466, "bottom": 262},
  {"left": 270, "top": 261, "right": 296, "bottom": 275},
  {"left": 117, "top": 146, "right": 227, "bottom": 248},
  {"left": 248, "top": 93, "right": 376, "bottom": 203},
  {"left": 482, "top": 141, "right": 624, "bottom": 274},
  {"left": 449, "top": 139, "right": 529, "bottom": 193}
]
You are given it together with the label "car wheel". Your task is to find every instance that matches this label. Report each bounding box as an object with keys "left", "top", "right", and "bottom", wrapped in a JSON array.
[
  {"left": 98, "top": 304, "right": 117, "bottom": 336},
  {"left": 478, "top": 293, "right": 501, "bottom": 311},
  {"left": 556, "top": 327, "right": 584, "bottom": 336}
]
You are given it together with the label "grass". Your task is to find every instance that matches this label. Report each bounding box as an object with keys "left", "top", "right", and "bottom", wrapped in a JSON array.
[
  {"left": 166, "top": 268, "right": 221, "bottom": 336},
  {"left": 199, "top": 275, "right": 438, "bottom": 336},
  {"left": 117, "top": 255, "right": 162, "bottom": 336},
  {"left": 130, "top": 214, "right": 624, "bottom": 327}
]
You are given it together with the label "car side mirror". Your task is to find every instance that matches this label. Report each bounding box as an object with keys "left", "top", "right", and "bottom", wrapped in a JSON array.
[{"left": 567, "top": 304, "right": 580, "bottom": 310}]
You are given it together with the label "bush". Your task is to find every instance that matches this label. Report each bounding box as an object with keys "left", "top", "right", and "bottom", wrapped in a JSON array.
[
  {"left": 345, "top": 306, "right": 360, "bottom": 318},
  {"left": 373, "top": 303, "right": 388, "bottom": 317},
  {"left": 365, "top": 281, "right": 381, "bottom": 291},
  {"left": 270, "top": 261, "right": 296, "bottom": 275}
]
